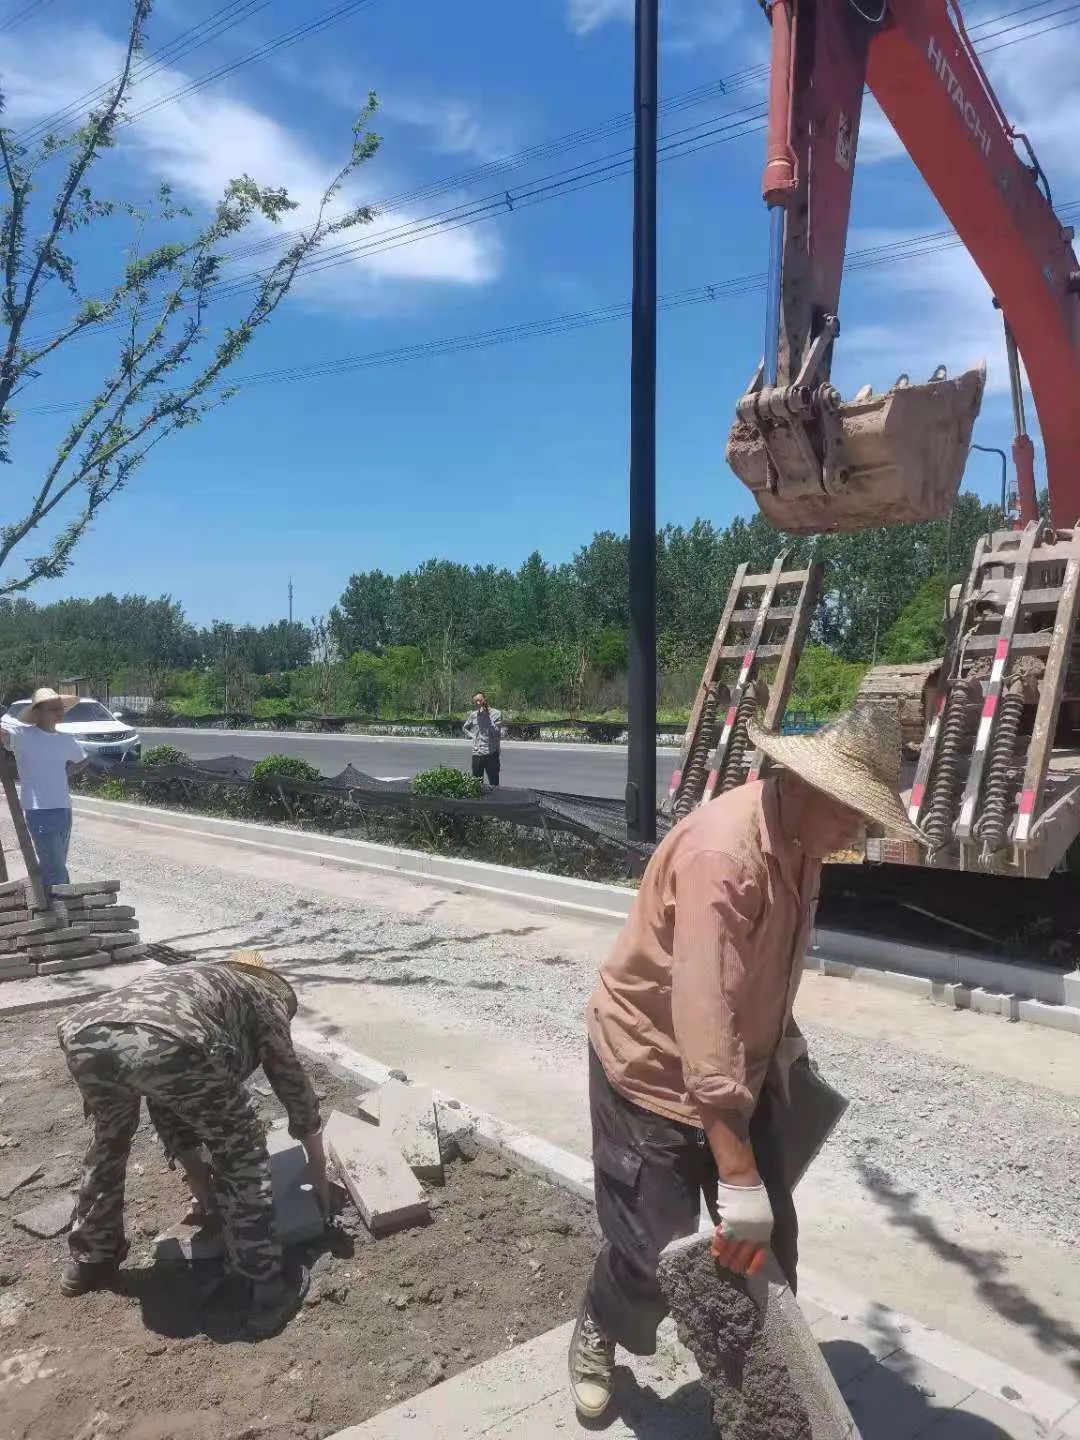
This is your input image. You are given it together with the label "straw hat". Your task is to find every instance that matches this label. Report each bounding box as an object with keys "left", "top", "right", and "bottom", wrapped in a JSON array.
[
  {"left": 747, "top": 702, "right": 924, "bottom": 843},
  {"left": 30, "top": 687, "right": 73, "bottom": 713},
  {"left": 220, "top": 948, "right": 298, "bottom": 1017}
]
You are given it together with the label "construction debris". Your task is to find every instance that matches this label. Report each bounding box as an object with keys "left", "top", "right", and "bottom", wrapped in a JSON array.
[
  {"left": 0, "top": 881, "right": 143, "bottom": 984},
  {"left": 12, "top": 1194, "right": 76, "bottom": 1239},
  {"left": 324, "top": 1108, "right": 429, "bottom": 1235},
  {"left": 0, "top": 1161, "right": 44, "bottom": 1200},
  {"left": 657, "top": 1235, "right": 861, "bottom": 1440}
]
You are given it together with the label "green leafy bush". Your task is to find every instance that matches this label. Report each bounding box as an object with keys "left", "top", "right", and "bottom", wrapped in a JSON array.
[
  {"left": 142, "top": 744, "right": 187, "bottom": 768},
  {"left": 251, "top": 753, "right": 323, "bottom": 820},
  {"left": 789, "top": 645, "right": 868, "bottom": 718},
  {"left": 410, "top": 766, "right": 484, "bottom": 800},
  {"left": 97, "top": 777, "right": 129, "bottom": 802},
  {"left": 879, "top": 576, "right": 949, "bottom": 664},
  {"left": 251, "top": 754, "right": 321, "bottom": 784}
]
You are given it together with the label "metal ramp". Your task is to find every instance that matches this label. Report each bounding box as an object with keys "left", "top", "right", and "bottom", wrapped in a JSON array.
[
  {"left": 665, "top": 550, "right": 823, "bottom": 820},
  {"left": 876, "top": 522, "right": 1080, "bottom": 877}
]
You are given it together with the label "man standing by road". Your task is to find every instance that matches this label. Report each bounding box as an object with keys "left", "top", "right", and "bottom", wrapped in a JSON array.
[
  {"left": 57, "top": 950, "right": 328, "bottom": 1340},
  {"left": 463, "top": 692, "right": 505, "bottom": 788},
  {"left": 0, "top": 688, "right": 86, "bottom": 890},
  {"left": 568, "top": 704, "right": 923, "bottom": 1421}
]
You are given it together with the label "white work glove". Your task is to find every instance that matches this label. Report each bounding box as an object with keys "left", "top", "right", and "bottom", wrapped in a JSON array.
[
  {"left": 714, "top": 1181, "right": 774, "bottom": 1246},
  {"left": 711, "top": 1181, "right": 774, "bottom": 1276}
]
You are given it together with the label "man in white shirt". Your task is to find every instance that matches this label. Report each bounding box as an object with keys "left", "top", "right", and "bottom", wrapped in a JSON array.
[
  {"left": 463, "top": 692, "right": 505, "bottom": 787},
  {"left": 0, "top": 688, "right": 86, "bottom": 889}
]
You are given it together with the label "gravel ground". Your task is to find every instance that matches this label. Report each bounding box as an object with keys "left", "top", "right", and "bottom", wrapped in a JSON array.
[{"left": 53, "top": 816, "right": 1080, "bottom": 1262}]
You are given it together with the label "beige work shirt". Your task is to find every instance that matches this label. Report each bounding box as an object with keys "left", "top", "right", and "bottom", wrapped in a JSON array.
[{"left": 586, "top": 778, "right": 819, "bottom": 1127}]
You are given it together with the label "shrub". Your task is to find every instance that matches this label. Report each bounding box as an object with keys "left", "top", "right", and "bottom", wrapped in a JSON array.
[
  {"left": 789, "top": 645, "right": 868, "bottom": 718},
  {"left": 97, "top": 777, "right": 129, "bottom": 802},
  {"left": 410, "top": 766, "right": 484, "bottom": 800},
  {"left": 251, "top": 754, "right": 322, "bottom": 784},
  {"left": 250, "top": 753, "right": 324, "bottom": 821},
  {"left": 141, "top": 743, "right": 187, "bottom": 768}
]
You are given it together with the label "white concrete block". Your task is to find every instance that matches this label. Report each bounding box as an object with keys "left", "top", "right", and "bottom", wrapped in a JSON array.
[
  {"left": 1061, "top": 969, "right": 1080, "bottom": 1011},
  {"left": 49, "top": 881, "right": 121, "bottom": 898},
  {"left": 378, "top": 1079, "right": 443, "bottom": 1184},
  {"left": 1015, "top": 998, "right": 1080, "bottom": 1035},
  {"left": 324, "top": 1108, "right": 428, "bottom": 1235},
  {"left": 969, "top": 988, "right": 1020, "bottom": 1021},
  {"left": 37, "top": 954, "right": 112, "bottom": 975}
]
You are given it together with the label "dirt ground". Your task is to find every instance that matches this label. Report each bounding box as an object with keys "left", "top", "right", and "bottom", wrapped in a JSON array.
[{"left": 0, "top": 1012, "right": 598, "bottom": 1440}]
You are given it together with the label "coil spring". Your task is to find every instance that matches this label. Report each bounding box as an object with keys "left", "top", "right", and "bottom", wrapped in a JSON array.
[
  {"left": 719, "top": 690, "right": 759, "bottom": 793},
  {"left": 923, "top": 679, "right": 974, "bottom": 847},
  {"left": 674, "top": 684, "right": 721, "bottom": 819},
  {"left": 975, "top": 686, "right": 1025, "bottom": 858}
]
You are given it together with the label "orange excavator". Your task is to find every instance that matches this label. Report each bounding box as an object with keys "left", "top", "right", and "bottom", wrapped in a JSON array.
[{"left": 671, "top": 0, "right": 1080, "bottom": 876}]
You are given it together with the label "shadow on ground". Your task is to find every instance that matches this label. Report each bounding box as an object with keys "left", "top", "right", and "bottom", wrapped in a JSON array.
[{"left": 857, "top": 1157, "right": 1080, "bottom": 1385}]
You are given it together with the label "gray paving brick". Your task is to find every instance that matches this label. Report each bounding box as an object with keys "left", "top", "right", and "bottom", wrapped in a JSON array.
[
  {"left": 921, "top": 1387, "right": 1056, "bottom": 1438},
  {"left": 378, "top": 1079, "right": 443, "bottom": 1184},
  {"left": 844, "top": 1352, "right": 974, "bottom": 1440}
]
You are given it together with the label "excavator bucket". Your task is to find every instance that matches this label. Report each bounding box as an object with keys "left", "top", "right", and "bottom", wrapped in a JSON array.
[{"left": 726, "top": 364, "right": 987, "bottom": 536}]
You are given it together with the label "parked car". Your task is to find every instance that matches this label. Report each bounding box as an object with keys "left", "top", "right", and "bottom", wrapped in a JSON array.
[{"left": 1, "top": 697, "right": 142, "bottom": 762}]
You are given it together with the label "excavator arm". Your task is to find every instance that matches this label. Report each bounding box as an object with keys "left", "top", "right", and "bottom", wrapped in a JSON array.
[{"left": 728, "top": 0, "right": 1080, "bottom": 536}]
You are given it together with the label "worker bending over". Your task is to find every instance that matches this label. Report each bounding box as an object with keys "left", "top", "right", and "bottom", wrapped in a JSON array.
[
  {"left": 57, "top": 951, "right": 327, "bottom": 1339},
  {"left": 569, "top": 704, "right": 921, "bottom": 1419}
]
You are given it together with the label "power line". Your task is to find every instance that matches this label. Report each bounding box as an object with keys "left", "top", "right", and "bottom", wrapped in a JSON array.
[
  {"left": 24, "top": 99, "right": 770, "bottom": 347},
  {"left": 17, "top": 0, "right": 279, "bottom": 145},
  {"left": 0, "top": 0, "right": 56, "bottom": 38},
  {"left": 24, "top": 198, "right": 1079, "bottom": 417}
]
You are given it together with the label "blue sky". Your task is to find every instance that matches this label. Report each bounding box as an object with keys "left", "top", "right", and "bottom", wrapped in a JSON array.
[{"left": 3, "top": 0, "right": 1078, "bottom": 625}]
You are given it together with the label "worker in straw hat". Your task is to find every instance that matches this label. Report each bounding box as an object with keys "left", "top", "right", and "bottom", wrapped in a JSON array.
[
  {"left": 56, "top": 950, "right": 328, "bottom": 1338},
  {"left": 569, "top": 703, "right": 921, "bottom": 1420},
  {"left": 0, "top": 687, "right": 86, "bottom": 890}
]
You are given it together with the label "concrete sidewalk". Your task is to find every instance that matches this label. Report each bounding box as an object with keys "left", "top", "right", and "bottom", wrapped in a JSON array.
[{"left": 328, "top": 1306, "right": 1080, "bottom": 1439}]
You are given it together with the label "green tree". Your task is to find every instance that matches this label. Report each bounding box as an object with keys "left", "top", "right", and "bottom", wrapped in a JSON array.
[
  {"left": 0, "top": 0, "right": 381, "bottom": 596},
  {"left": 879, "top": 575, "right": 950, "bottom": 663}
]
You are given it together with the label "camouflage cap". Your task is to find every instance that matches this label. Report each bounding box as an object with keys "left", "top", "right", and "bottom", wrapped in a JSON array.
[{"left": 220, "top": 949, "right": 298, "bottom": 1018}]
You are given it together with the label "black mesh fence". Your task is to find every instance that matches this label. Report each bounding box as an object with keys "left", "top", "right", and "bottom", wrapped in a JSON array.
[{"left": 83, "top": 754, "right": 670, "bottom": 856}]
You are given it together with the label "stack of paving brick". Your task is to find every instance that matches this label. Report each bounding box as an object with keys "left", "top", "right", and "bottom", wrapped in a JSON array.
[{"left": 0, "top": 878, "right": 143, "bottom": 981}]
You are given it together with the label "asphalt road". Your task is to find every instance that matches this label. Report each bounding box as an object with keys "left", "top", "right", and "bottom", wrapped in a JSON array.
[{"left": 142, "top": 726, "right": 681, "bottom": 800}]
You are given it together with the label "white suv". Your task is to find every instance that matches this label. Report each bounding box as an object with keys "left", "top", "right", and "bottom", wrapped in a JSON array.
[{"left": 1, "top": 698, "right": 142, "bottom": 762}]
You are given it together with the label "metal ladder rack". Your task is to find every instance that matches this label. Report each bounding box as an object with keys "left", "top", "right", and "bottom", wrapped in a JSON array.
[
  {"left": 905, "top": 521, "right": 1080, "bottom": 873},
  {"left": 666, "top": 550, "right": 823, "bottom": 820}
]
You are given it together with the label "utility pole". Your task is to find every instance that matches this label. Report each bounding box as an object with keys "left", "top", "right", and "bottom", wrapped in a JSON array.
[
  {"left": 288, "top": 577, "right": 294, "bottom": 670},
  {"left": 626, "top": 0, "right": 659, "bottom": 844}
]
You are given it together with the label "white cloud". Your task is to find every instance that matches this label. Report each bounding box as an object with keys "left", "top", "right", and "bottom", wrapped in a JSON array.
[
  {"left": 0, "top": 27, "right": 501, "bottom": 307},
  {"left": 567, "top": 0, "right": 632, "bottom": 37},
  {"left": 380, "top": 94, "right": 514, "bottom": 165},
  {"left": 836, "top": 229, "right": 1005, "bottom": 398},
  {"left": 567, "top": 0, "right": 737, "bottom": 48}
]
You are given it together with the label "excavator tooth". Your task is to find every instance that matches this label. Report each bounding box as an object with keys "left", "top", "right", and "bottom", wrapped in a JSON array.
[{"left": 726, "top": 362, "right": 987, "bottom": 536}]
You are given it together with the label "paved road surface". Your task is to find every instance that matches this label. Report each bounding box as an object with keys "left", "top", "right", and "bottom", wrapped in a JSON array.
[{"left": 142, "top": 726, "right": 681, "bottom": 800}]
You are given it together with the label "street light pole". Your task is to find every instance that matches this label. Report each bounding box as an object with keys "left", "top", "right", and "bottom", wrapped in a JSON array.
[{"left": 626, "top": 0, "right": 659, "bottom": 844}]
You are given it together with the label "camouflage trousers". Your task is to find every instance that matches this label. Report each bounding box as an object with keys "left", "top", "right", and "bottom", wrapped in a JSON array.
[{"left": 62, "top": 1022, "right": 281, "bottom": 1283}]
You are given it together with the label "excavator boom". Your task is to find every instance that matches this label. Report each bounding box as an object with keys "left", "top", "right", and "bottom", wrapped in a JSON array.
[{"left": 728, "top": 0, "right": 1080, "bottom": 536}]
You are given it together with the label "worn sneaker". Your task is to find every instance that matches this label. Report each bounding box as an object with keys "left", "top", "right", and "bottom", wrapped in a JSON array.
[
  {"left": 568, "top": 1302, "right": 615, "bottom": 1419},
  {"left": 245, "top": 1263, "right": 310, "bottom": 1340}
]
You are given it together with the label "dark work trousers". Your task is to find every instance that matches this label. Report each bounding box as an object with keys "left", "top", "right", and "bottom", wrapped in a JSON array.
[
  {"left": 471, "top": 752, "right": 501, "bottom": 787},
  {"left": 585, "top": 1044, "right": 798, "bottom": 1356}
]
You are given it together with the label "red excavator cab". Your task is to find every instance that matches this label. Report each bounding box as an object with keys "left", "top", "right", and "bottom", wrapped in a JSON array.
[{"left": 726, "top": 362, "right": 987, "bottom": 536}]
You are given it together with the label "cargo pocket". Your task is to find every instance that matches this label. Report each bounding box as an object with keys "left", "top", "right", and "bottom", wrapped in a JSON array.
[{"left": 594, "top": 1133, "right": 643, "bottom": 1193}]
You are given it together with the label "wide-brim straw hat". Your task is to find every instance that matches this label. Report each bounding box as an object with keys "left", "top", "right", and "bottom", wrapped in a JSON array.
[
  {"left": 220, "top": 948, "right": 298, "bottom": 1016},
  {"left": 747, "top": 702, "right": 924, "bottom": 844},
  {"left": 30, "top": 687, "right": 76, "bottom": 714}
]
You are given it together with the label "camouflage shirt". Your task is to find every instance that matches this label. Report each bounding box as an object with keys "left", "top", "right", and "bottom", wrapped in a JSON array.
[{"left": 58, "top": 964, "right": 320, "bottom": 1139}]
